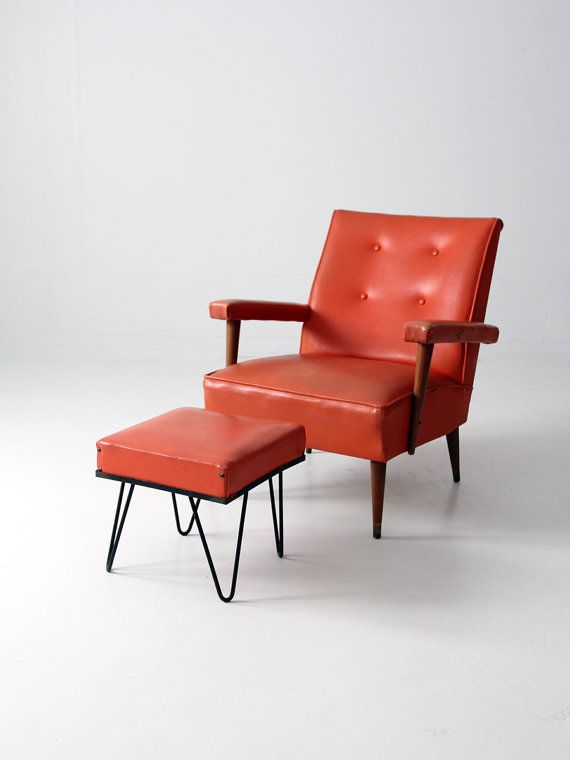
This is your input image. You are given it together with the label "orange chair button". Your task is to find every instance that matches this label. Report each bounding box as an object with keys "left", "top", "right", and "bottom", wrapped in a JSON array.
[
  {"left": 432, "top": 249, "right": 439, "bottom": 256},
  {"left": 418, "top": 297, "right": 426, "bottom": 305},
  {"left": 360, "top": 292, "right": 368, "bottom": 300},
  {"left": 373, "top": 244, "right": 381, "bottom": 251}
]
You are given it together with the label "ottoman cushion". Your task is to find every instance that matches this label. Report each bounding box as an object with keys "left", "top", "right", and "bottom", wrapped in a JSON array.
[{"left": 97, "top": 407, "right": 305, "bottom": 500}]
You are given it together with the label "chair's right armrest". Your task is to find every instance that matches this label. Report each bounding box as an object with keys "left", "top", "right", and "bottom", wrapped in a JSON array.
[
  {"left": 403, "top": 319, "right": 499, "bottom": 455},
  {"left": 209, "top": 299, "right": 310, "bottom": 322},
  {"left": 404, "top": 320, "right": 499, "bottom": 345}
]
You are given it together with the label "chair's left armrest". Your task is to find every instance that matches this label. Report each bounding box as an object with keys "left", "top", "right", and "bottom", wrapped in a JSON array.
[
  {"left": 209, "top": 300, "right": 310, "bottom": 367},
  {"left": 210, "top": 299, "right": 310, "bottom": 322},
  {"left": 404, "top": 320, "right": 499, "bottom": 345}
]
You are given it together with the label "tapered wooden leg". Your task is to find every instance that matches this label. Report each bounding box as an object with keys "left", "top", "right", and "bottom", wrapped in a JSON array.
[
  {"left": 446, "top": 427, "right": 460, "bottom": 483},
  {"left": 370, "top": 461, "right": 387, "bottom": 539},
  {"left": 306, "top": 448, "right": 312, "bottom": 454},
  {"left": 408, "top": 343, "right": 434, "bottom": 455},
  {"left": 225, "top": 320, "right": 241, "bottom": 366}
]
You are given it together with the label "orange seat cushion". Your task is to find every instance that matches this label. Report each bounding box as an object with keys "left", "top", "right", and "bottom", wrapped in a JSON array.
[
  {"left": 97, "top": 407, "right": 305, "bottom": 500},
  {"left": 204, "top": 355, "right": 471, "bottom": 461}
]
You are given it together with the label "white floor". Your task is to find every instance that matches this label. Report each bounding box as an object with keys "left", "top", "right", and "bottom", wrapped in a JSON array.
[{"left": 1, "top": 352, "right": 569, "bottom": 759}]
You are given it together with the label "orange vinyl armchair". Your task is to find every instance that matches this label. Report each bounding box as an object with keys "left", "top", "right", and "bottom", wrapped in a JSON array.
[{"left": 204, "top": 211, "right": 502, "bottom": 538}]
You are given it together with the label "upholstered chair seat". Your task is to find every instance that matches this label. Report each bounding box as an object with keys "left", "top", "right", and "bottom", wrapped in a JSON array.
[{"left": 205, "top": 354, "right": 466, "bottom": 462}]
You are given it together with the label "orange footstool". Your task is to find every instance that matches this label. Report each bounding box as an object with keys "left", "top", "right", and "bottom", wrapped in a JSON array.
[{"left": 96, "top": 407, "right": 305, "bottom": 601}]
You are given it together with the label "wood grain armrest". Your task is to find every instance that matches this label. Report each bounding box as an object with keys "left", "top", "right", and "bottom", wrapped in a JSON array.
[
  {"left": 209, "top": 300, "right": 309, "bottom": 367},
  {"left": 210, "top": 300, "right": 310, "bottom": 322},
  {"left": 404, "top": 320, "right": 499, "bottom": 345},
  {"left": 405, "top": 320, "right": 498, "bottom": 455}
]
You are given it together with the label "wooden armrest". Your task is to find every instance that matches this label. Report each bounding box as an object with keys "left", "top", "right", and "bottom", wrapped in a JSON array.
[
  {"left": 405, "top": 320, "right": 498, "bottom": 455},
  {"left": 404, "top": 320, "right": 499, "bottom": 345},
  {"left": 209, "top": 300, "right": 309, "bottom": 367},
  {"left": 210, "top": 300, "right": 310, "bottom": 322},
  {"left": 404, "top": 320, "right": 499, "bottom": 454}
]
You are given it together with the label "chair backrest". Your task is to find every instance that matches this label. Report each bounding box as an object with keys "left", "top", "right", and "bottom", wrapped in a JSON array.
[{"left": 300, "top": 210, "right": 503, "bottom": 385}]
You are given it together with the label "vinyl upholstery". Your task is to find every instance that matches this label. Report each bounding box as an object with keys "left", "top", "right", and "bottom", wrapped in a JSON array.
[
  {"left": 97, "top": 407, "right": 305, "bottom": 499},
  {"left": 204, "top": 354, "right": 470, "bottom": 461},
  {"left": 300, "top": 211, "right": 502, "bottom": 385},
  {"left": 204, "top": 211, "right": 502, "bottom": 462}
]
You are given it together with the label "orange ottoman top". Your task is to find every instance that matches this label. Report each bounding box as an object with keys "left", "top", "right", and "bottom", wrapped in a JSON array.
[{"left": 96, "top": 407, "right": 305, "bottom": 502}]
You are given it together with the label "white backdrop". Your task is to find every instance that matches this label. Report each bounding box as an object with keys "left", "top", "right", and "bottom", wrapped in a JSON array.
[
  {"left": 1, "top": 0, "right": 569, "bottom": 362},
  {"left": 2, "top": 6, "right": 570, "bottom": 758}
]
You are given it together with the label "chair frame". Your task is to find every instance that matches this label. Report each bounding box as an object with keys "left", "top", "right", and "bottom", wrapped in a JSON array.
[{"left": 212, "top": 311, "right": 498, "bottom": 538}]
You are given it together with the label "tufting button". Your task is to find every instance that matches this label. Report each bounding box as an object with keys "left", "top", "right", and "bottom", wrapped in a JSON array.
[
  {"left": 373, "top": 244, "right": 381, "bottom": 251},
  {"left": 432, "top": 249, "right": 439, "bottom": 256},
  {"left": 418, "top": 297, "right": 425, "bottom": 305},
  {"left": 360, "top": 292, "right": 368, "bottom": 300}
]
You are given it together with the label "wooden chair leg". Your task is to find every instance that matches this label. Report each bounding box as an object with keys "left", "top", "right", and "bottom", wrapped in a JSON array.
[
  {"left": 446, "top": 427, "right": 460, "bottom": 483},
  {"left": 225, "top": 320, "right": 241, "bottom": 366},
  {"left": 370, "top": 461, "right": 387, "bottom": 539}
]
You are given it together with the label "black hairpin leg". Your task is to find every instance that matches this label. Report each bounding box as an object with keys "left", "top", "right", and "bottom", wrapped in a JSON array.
[
  {"left": 172, "top": 493, "right": 201, "bottom": 535},
  {"left": 268, "top": 471, "right": 284, "bottom": 558},
  {"left": 106, "top": 482, "right": 135, "bottom": 572},
  {"left": 189, "top": 493, "right": 248, "bottom": 603}
]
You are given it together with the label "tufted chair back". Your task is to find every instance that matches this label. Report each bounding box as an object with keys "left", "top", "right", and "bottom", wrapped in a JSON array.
[{"left": 300, "top": 210, "right": 503, "bottom": 385}]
